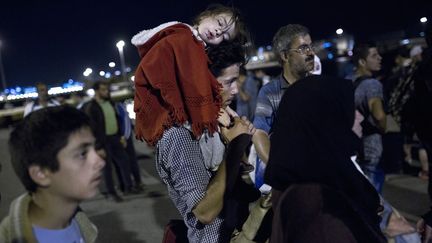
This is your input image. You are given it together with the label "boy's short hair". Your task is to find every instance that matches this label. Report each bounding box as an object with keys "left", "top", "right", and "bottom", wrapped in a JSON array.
[
  {"left": 352, "top": 41, "right": 377, "bottom": 67},
  {"left": 207, "top": 41, "right": 246, "bottom": 77},
  {"left": 9, "top": 105, "right": 92, "bottom": 192}
]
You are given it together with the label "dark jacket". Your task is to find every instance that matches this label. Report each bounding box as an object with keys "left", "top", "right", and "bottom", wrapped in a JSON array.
[
  {"left": 81, "top": 99, "right": 121, "bottom": 149},
  {"left": 407, "top": 48, "right": 432, "bottom": 141}
]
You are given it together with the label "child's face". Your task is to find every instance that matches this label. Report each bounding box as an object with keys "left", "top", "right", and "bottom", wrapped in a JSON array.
[
  {"left": 47, "top": 127, "right": 105, "bottom": 201},
  {"left": 216, "top": 63, "right": 240, "bottom": 108},
  {"left": 197, "top": 13, "right": 236, "bottom": 45}
]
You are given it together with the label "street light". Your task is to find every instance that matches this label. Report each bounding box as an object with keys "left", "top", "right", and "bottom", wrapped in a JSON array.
[
  {"left": 0, "top": 40, "right": 7, "bottom": 91},
  {"left": 336, "top": 28, "right": 344, "bottom": 35},
  {"left": 83, "top": 68, "right": 93, "bottom": 77},
  {"left": 420, "top": 17, "right": 428, "bottom": 23},
  {"left": 109, "top": 62, "right": 116, "bottom": 68},
  {"left": 116, "top": 40, "right": 127, "bottom": 83}
]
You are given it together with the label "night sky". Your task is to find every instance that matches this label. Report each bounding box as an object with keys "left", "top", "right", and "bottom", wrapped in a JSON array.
[{"left": 1, "top": 0, "right": 431, "bottom": 87}]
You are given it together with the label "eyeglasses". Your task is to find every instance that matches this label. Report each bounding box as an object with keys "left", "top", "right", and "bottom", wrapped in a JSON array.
[{"left": 287, "top": 44, "right": 315, "bottom": 55}]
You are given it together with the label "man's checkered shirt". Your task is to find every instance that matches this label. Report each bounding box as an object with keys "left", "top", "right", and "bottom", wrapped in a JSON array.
[{"left": 155, "top": 126, "right": 225, "bottom": 242}]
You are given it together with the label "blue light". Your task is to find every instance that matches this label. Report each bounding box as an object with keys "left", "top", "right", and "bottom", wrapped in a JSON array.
[
  {"left": 15, "top": 87, "right": 22, "bottom": 93},
  {"left": 24, "top": 87, "right": 36, "bottom": 93},
  {"left": 401, "top": 39, "right": 410, "bottom": 45},
  {"left": 327, "top": 53, "right": 334, "bottom": 60},
  {"left": 4, "top": 89, "right": 10, "bottom": 94},
  {"left": 68, "top": 79, "right": 74, "bottom": 84},
  {"left": 323, "top": 42, "right": 332, "bottom": 48}
]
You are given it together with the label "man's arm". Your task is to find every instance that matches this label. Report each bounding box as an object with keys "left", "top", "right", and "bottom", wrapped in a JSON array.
[
  {"left": 252, "top": 85, "right": 273, "bottom": 164},
  {"left": 368, "top": 97, "right": 386, "bottom": 132},
  {"left": 161, "top": 128, "right": 223, "bottom": 226},
  {"left": 252, "top": 129, "right": 270, "bottom": 164},
  {"left": 192, "top": 160, "right": 227, "bottom": 224},
  {"left": 193, "top": 118, "right": 255, "bottom": 224}
]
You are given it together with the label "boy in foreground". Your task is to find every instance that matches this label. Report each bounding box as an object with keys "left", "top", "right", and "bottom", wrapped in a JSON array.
[{"left": 0, "top": 105, "right": 105, "bottom": 243}]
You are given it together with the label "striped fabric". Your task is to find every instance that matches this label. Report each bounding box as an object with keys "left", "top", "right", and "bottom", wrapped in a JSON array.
[{"left": 253, "top": 75, "right": 290, "bottom": 134}]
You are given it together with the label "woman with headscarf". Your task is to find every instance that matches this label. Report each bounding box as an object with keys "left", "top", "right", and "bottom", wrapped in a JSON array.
[{"left": 265, "top": 75, "right": 386, "bottom": 243}]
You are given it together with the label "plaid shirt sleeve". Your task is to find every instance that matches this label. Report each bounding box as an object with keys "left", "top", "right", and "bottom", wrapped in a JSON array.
[{"left": 156, "top": 127, "right": 211, "bottom": 227}]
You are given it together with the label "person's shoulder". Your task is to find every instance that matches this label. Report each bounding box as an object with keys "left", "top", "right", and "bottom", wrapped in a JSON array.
[
  {"left": 364, "top": 78, "right": 382, "bottom": 89},
  {"left": 79, "top": 99, "right": 95, "bottom": 110},
  {"left": 0, "top": 193, "right": 32, "bottom": 240},
  {"left": 260, "top": 78, "right": 279, "bottom": 93},
  {"left": 160, "top": 126, "right": 195, "bottom": 144},
  {"left": 363, "top": 77, "right": 380, "bottom": 84},
  {"left": 74, "top": 210, "right": 98, "bottom": 243},
  {"left": 163, "top": 24, "right": 196, "bottom": 41},
  {"left": 0, "top": 216, "right": 11, "bottom": 242},
  {"left": 356, "top": 77, "right": 381, "bottom": 90}
]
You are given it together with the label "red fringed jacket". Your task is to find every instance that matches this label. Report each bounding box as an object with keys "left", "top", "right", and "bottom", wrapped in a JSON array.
[{"left": 131, "top": 22, "right": 222, "bottom": 146}]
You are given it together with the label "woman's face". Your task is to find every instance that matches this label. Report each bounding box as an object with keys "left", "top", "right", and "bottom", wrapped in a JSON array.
[{"left": 197, "top": 13, "right": 236, "bottom": 45}]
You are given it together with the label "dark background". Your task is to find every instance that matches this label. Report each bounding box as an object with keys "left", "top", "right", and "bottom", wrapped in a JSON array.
[{"left": 1, "top": 0, "right": 431, "bottom": 87}]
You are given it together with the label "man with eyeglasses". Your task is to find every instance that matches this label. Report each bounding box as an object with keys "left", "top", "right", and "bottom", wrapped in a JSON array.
[{"left": 251, "top": 24, "right": 315, "bottom": 189}]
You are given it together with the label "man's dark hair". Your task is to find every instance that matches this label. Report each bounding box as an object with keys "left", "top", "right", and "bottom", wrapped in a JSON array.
[
  {"left": 352, "top": 41, "right": 377, "bottom": 67},
  {"left": 35, "top": 82, "right": 47, "bottom": 92},
  {"left": 207, "top": 41, "right": 246, "bottom": 77},
  {"left": 92, "top": 80, "right": 109, "bottom": 91},
  {"left": 9, "top": 105, "right": 92, "bottom": 192}
]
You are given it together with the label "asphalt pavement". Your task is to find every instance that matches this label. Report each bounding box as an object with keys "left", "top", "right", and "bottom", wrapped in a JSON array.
[{"left": 0, "top": 127, "right": 429, "bottom": 242}]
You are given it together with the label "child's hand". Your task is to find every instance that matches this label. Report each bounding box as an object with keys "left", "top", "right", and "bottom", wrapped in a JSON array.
[
  {"left": 218, "top": 108, "right": 231, "bottom": 127},
  {"left": 218, "top": 107, "right": 239, "bottom": 128},
  {"left": 225, "top": 107, "right": 239, "bottom": 118}
]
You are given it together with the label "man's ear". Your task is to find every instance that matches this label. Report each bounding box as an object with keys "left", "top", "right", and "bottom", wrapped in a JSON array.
[
  {"left": 359, "top": 59, "right": 366, "bottom": 67},
  {"left": 280, "top": 51, "right": 289, "bottom": 63},
  {"left": 28, "top": 165, "right": 51, "bottom": 187}
]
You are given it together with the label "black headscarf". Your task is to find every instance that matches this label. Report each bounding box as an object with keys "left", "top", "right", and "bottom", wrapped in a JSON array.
[{"left": 265, "top": 75, "right": 382, "bottom": 227}]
